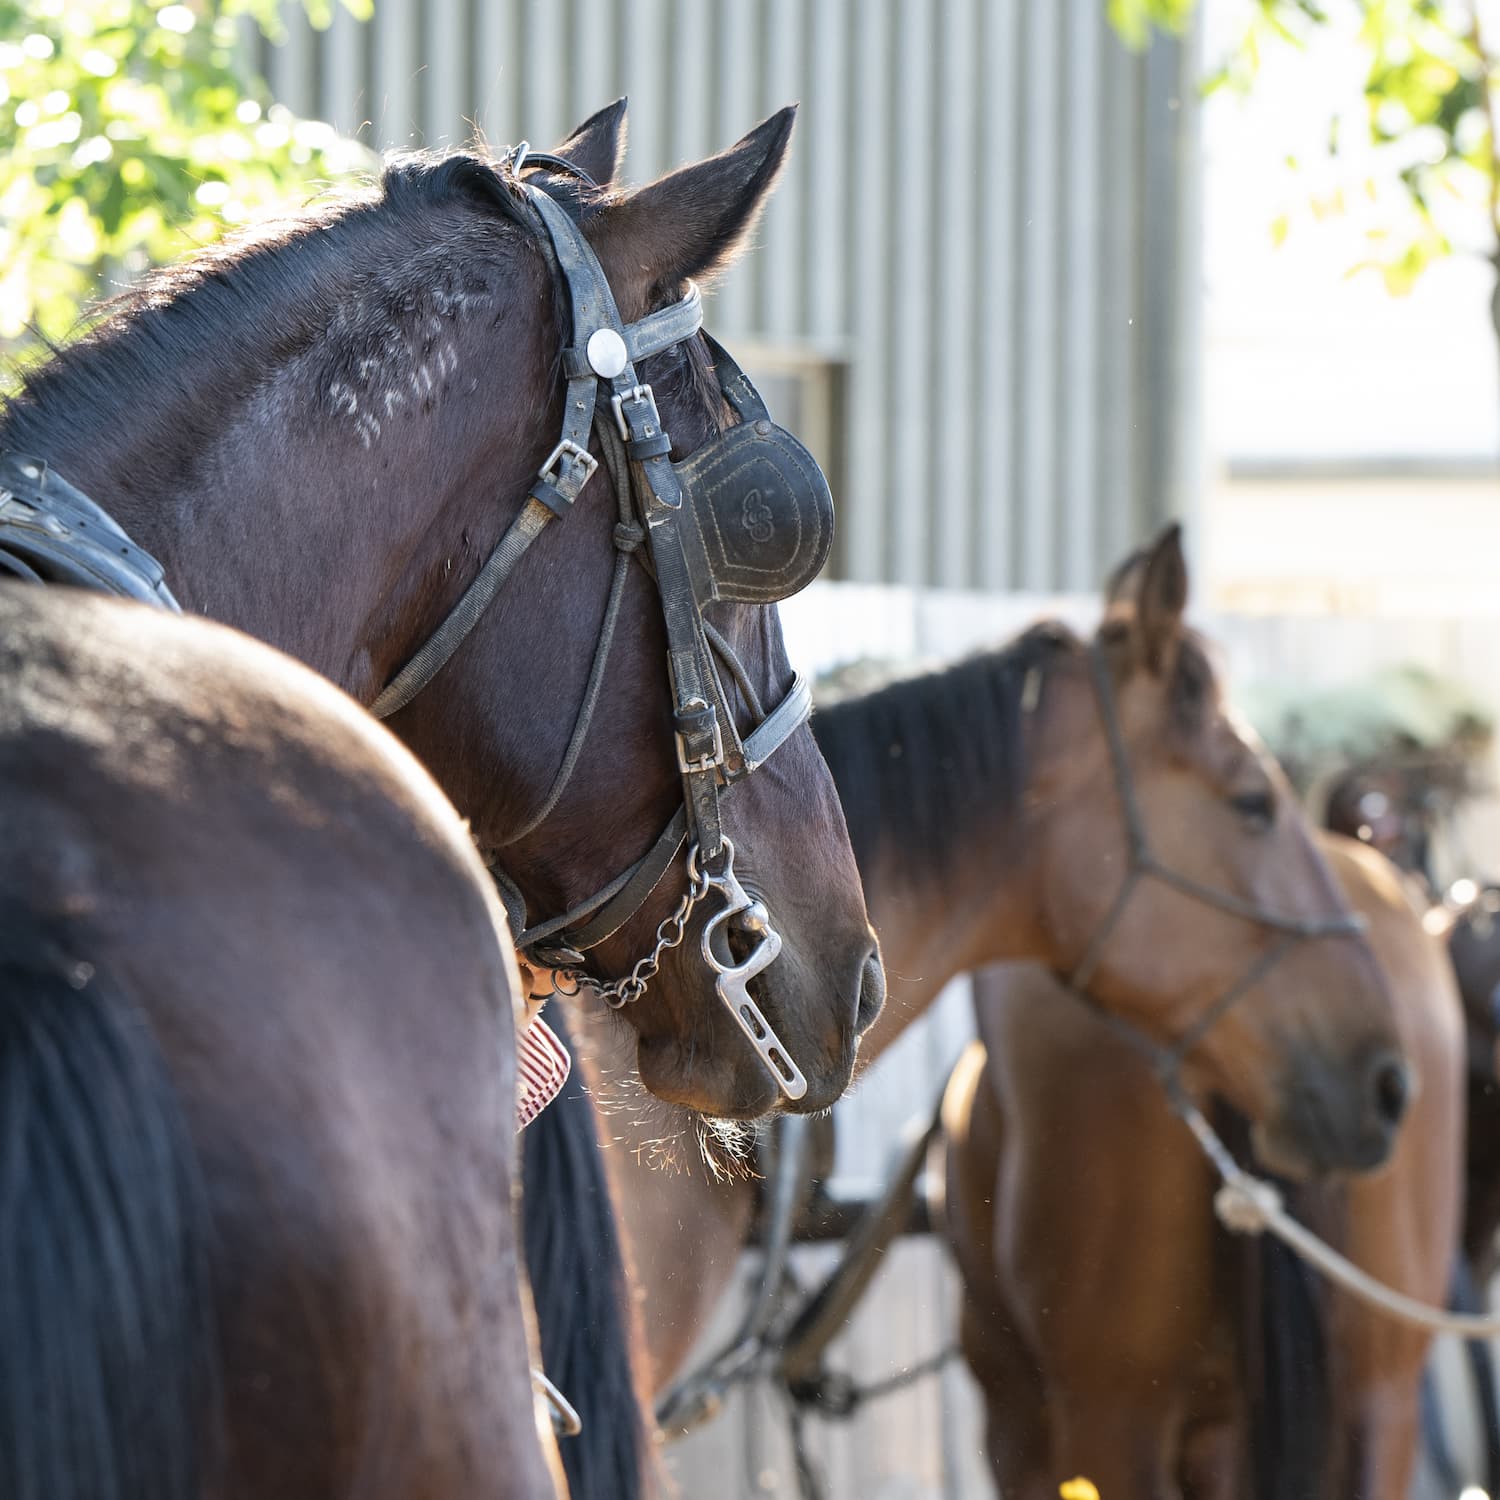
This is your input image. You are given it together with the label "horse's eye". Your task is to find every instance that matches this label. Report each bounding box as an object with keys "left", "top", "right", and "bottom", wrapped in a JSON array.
[{"left": 1229, "top": 789, "right": 1275, "bottom": 831}]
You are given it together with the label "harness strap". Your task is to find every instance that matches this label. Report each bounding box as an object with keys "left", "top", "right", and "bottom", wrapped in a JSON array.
[
  {"left": 561, "top": 281, "right": 705, "bottom": 379},
  {"left": 705, "top": 618, "right": 766, "bottom": 724},
  {"left": 1063, "top": 639, "right": 1368, "bottom": 1086},
  {"left": 527, "top": 188, "right": 731, "bottom": 871},
  {"left": 371, "top": 497, "right": 558, "bottom": 720},
  {"left": 0, "top": 453, "right": 180, "bottom": 611},
  {"left": 628, "top": 282, "right": 705, "bottom": 363},
  {"left": 0, "top": 550, "right": 42, "bottom": 583},
  {"left": 515, "top": 672, "right": 812, "bottom": 959},
  {"left": 497, "top": 509, "right": 638, "bottom": 845},
  {"left": 702, "top": 334, "right": 770, "bottom": 425}
]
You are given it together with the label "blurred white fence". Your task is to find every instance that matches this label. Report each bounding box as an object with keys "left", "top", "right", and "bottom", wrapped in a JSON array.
[{"left": 660, "top": 581, "right": 1500, "bottom": 1499}]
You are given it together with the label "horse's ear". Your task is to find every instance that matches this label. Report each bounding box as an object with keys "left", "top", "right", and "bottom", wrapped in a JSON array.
[
  {"left": 1103, "top": 545, "right": 1149, "bottom": 610},
  {"left": 1137, "top": 522, "right": 1189, "bottom": 673},
  {"left": 550, "top": 97, "right": 629, "bottom": 187},
  {"left": 589, "top": 106, "right": 796, "bottom": 318}
]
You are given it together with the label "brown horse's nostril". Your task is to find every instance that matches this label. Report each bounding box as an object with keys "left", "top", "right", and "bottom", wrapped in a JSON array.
[
  {"left": 856, "top": 947, "right": 886, "bottom": 1033},
  {"left": 1369, "top": 1050, "right": 1411, "bottom": 1131}
]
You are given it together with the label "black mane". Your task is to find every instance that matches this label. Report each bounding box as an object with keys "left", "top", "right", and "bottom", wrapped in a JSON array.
[
  {"left": 0, "top": 150, "right": 540, "bottom": 474},
  {"left": 813, "top": 622, "right": 1079, "bottom": 882},
  {"left": 1, "top": 145, "right": 726, "bottom": 500}
]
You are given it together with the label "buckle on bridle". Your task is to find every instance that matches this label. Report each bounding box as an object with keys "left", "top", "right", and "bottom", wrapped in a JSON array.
[
  {"left": 611, "top": 383, "right": 658, "bottom": 440},
  {"left": 537, "top": 438, "right": 598, "bottom": 493},
  {"left": 675, "top": 697, "right": 725, "bottom": 776}
]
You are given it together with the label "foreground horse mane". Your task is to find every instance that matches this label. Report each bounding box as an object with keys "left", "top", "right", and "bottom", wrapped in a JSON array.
[
  {"left": 812, "top": 621, "right": 1078, "bottom": 878},
  {"left": 2, "top": 143, "right": 734, "bottom": 502},
  {"left": 2, "top": 151, "right": 546, "bottom": 468}
]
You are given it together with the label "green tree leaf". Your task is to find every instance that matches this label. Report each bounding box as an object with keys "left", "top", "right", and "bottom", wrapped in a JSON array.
[{"left": 0, "top": 0, "right": 373, "bottom": 356}]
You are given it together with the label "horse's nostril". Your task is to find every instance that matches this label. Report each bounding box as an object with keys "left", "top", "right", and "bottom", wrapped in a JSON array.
[
  {"left": 1369, "top": 1051, "right": 1411, "bottom": 1130},
  {"left": 856, "top": 948, "right": 886, "bottom": 1033}
]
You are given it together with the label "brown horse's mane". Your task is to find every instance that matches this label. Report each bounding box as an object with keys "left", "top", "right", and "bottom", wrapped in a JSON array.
[{"left": 812, "top": 621, "right": 1080, "bottom": 879}]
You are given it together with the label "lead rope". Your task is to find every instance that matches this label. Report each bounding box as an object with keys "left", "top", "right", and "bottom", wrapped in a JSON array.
[{"left": 1172, "top": 1090, "right": 1500, "bottom": 1339}]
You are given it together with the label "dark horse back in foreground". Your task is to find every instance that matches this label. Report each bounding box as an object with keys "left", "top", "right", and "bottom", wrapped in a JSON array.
[{"left": 0, "top": 586, "right": 560, "bottom": 1499}]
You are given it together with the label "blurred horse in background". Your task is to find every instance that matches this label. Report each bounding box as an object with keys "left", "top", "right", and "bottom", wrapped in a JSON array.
[{"left": 942, "top": 837, "right": 1462, "bottom": 1500}]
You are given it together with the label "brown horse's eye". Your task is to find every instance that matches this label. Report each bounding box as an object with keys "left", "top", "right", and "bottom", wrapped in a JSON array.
[{"left": 1230, "top": 789, "right": 1275, "bottom": 831}]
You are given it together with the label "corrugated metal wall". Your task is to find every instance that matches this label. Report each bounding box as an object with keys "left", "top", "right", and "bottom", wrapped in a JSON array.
[{"left": 260, "top": 0, "right": 1200, "bottom": 592}]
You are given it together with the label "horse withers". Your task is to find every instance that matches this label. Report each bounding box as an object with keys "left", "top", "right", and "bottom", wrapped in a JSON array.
[
  {"left": 1, "top": 586, "right": 562, "bottom": 1500},
  {"left": 0, "top": 98, "right": 880, "bottom": 1121}
]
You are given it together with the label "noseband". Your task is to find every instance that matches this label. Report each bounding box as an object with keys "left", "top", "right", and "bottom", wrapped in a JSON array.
[
  {"left": 1061, "top": 641, "right": 1368, "bottom": 1101},
  {"left": 365, "top": 147, "right": 832, "bottom": 1101}
]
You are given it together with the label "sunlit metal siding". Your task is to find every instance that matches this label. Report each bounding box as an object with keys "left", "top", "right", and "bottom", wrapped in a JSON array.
[{"left": 260, "top": 0, "right": 1199, "bottom": 592}]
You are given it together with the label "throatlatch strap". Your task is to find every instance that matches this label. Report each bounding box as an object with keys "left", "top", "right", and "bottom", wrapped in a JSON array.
[{"left": 371, "top": 499, "right": 555, "bottom": 720}]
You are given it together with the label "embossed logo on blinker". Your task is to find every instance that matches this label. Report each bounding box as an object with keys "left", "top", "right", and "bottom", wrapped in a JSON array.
[{"left": 741, "top": 486, "right": 774, "bottom": 544}]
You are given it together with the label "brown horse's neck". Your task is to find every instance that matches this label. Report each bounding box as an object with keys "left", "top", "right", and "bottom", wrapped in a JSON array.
[
  {"left": 854, "top": 833, "right": 1048, "bottom": 1067},
  {"left": 813, "top": 631, "right": 1077, "bottom": 1068}
]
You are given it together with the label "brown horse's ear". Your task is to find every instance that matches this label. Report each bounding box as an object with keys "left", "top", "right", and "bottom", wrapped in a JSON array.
[
  {"left": 589, "top": 106, "right": 796, "bottom": 318},
  {"left": 1103, "top": 545, "right": 1149, "bottom": 610},
  {"left": 549, "top": 97, "right": 629, "bottom": 187},
  {"left": 1137, "top": 522, "right": 1189, "bottom": 674}
]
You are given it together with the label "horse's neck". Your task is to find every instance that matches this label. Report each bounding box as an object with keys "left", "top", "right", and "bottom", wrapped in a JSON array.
[
  {"left": 855, "top": 839, "right": 1047, "bottom": 1068},
  {"left": 32, "top": 377, "right": 474, "bottom": 697}
]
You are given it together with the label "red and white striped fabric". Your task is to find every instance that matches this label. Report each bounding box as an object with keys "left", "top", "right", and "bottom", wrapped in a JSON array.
[{"left": 516, "top": 1013, "right": 572, "bottom": 1130}]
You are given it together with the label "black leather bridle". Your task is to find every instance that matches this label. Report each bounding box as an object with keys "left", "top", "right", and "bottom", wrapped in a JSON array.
[
  {"left": 1060, "top": 640, "right": 1369, "bottom": 1102},
  {"left": 366, "top": 147, "right": 819, "bottom": 1100}
]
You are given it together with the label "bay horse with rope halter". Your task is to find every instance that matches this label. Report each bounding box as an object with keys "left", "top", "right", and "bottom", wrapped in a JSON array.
[
  {"left": 0, "top": 98, "right": 882, "bottom": 1122},
  {"left": 532, "top": 526, "right": 1415, "bottom": 1445},
  {"left": 0, "top": 584, "right": 567, "bottom": 1500},
  {"left": 943, "top": 825, "right": 1462, "bottom": 1500}
]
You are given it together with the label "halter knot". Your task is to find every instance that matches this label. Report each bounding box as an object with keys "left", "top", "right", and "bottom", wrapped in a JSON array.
[
  {"left": 613, "top": 521, "right": 645, "bottom": 554},
  {"left": 1213, "top": 1177, "right": 1281, "bottom": 1236}
]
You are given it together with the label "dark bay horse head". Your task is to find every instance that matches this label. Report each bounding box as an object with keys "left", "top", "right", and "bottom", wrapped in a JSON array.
[
  {"left": 1023, "top": 527, "right": 1409, "bottom": 1176},
  {"left": 0, "top": 100, "right": 882, "bottom": 1119}
]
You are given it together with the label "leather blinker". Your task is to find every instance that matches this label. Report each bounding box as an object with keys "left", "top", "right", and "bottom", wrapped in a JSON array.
[{"left": 674, "top": 419, "right": 834, "bottom": 606}]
